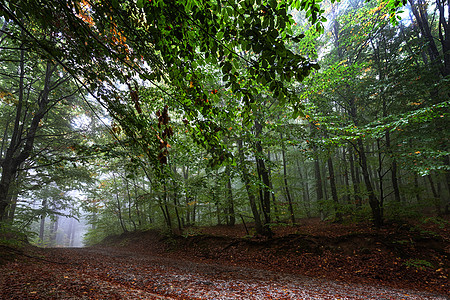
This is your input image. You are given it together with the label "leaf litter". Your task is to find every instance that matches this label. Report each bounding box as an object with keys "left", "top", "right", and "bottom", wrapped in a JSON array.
[
  {"left": 1, "top": 218, "right": 449, "bottom": 299},
  {"left": 0, "top": 246, "right": 447, "bottom": 299}
]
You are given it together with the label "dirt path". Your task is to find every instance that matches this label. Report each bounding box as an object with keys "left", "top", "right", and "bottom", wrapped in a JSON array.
[{"left": 1, "top": 246, "right": 448, "bottom": 299}]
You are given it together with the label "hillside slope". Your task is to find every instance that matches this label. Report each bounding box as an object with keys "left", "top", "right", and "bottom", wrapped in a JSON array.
[{"left": 96, "top": 218, "right": 450, "bottom": 297}]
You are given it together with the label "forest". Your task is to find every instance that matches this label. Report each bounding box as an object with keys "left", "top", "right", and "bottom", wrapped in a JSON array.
[{"left": 0, "top": 0, "right": 449, "bottom": 298}]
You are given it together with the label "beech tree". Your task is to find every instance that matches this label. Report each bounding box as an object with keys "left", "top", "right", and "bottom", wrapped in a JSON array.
[
  {"left": 0, "top": 22, "right": 80, "bottom": 221},
  {"left": 296, "top": 0, "right": 449, "bottom": 226},
  {"left": 1, "top": 0, "right": 448, "bottom": 242}
]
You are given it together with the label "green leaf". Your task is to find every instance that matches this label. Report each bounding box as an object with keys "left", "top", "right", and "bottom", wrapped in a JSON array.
[
  {"left": 269, "top": 0, "right": 277, "bottom": 9},
  {"left": 222, "top": 61, "right": 232, "bottom": 74}
]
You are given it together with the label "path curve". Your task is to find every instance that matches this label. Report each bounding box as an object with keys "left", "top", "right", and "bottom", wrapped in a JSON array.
[{"left": 1, "top": 247, "right": 448, "bottom": 299}]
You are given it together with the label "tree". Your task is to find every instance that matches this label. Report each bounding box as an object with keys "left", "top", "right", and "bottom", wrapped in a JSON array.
[
  {"left": 295, "top": 0, "right": 449, "bottom": 226},
  {"left": 407, "top": 0, "right": 450, "bottom": 193},
  {"left": 0, "top": 22, "right": 78, "bottom": 220},
  {"left": 0, "top": 0, "right": 324, "bottom": 169}
]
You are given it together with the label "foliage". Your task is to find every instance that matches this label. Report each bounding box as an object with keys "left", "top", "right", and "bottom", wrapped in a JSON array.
[
  {"left": 0, "top": 0, "right": 449, "bottom": 242},
  {"left": 421, "top": 217, "right": 449, "bottom": 230},
  {"left": 403, "top": 259, "right": 434, "bottom": 270},
  {"left": 0, "top": 222, "right": 32, "bottom": 248}
]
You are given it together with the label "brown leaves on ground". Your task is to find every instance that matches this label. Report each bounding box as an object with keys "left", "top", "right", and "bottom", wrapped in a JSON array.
[
  {"left": 0, "top": 217, "right": 448, "bottom": 299},
  {"left": 111, "top": 218, "right": 449, "bottom": 297}
]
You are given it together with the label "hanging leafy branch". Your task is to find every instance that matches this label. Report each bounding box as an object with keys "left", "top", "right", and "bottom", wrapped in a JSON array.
[{"left": 0, "top": 0, "right": 328, "bottom": 167}]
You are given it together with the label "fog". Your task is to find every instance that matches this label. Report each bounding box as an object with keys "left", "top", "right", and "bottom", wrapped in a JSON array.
[
  {"left": 32, "top": 213, "right": 89, "bottom": 248},
  {"left": 50, "top": 216, "right": 88, "bottom": 248}
]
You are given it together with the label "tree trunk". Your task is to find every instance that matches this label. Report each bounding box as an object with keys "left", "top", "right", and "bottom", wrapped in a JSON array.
[
  {"left": 346, "top": 89, "right": 382, "bottom": 226},
  {"left": 6, "top": 194, "right": 18, "bottom": 221},
  {"left": 182, "top": 166, "right": 192, "bottom": 226},
  {"left": 39, "top": 199, "right": 47, "bottom": 246},
  {"left": 327, "top": 156, "right": 341, "bottom": 222},
  {"left": 296, "top": 158, "right": 311, "bottom": 218},
  {"left": 49, "top": 216, "right": 58, "bottom": 246},
  {"left": 113, "top": 172, "right": 128, "bottom": 233},
  {"left": 125, "top": 178, "right": 137, "bottom": 231},
  {"left": 69, "top": 219, "right": 76, "bottom": 247},
  {"left": 414, "top": 173, "right": 421, "bottom": 203},
  {"left": 376, "top": 139, "right": 386, "bottom": 204},
  {"left": 280, "top": 133, "right": 295, "bottom": 224},
  {"left": 313, "top": 146, "right": 324, "bottom": 220},
  {"left": 192, "top": 198, "right": 197, "bottom": 224},
  {"left": 162, "top": 182, "right": 172, "bottom": 230},
  {"left": 443, "top": 155, "right": 450, "bottom": 199},
  {"left": 409, "top": 0, "right": 450, "bottom": 192},
  {"left": 267, "top": 151, "right": 280, "bottom": 223},
  {"left": 0, "top": 58, "right": 54, "bottom": 221},
  {"left": 321, "top": 162, "right": 329, "bottom": 216},
  {"left": 427, "top": 174, "right": 441, "bottom": 214},
  {"left": 0, "top": 41, "right": 25, "bottom": 221},
  {"left": 386, "top": 130, "right": 401, "bottom": 202},
  {"left": 358, "top": 139, "right": 383, "bottom": 227},
  {"left": 254, "top": 120, "right": 272, "bottom": 233},
  {"left": 132, "top": 178, "right": 142, "bottom": 227},
  {"left": 225, "top": 166, "right": 235, "bottom": 226},
  {"left": 409, "top": 0, "right": 447, "bottom": 77},
  {"left": 238, "top": 138, "right": 263, "bottom": 235},
  {"left": 369, "top": 142, "right": 380, "bottom": 195},
  {"left": 342, "top": 148, "right": 351, "bottom": 204},
  {"left": 67, "top": 218, "right": 75, "bottom": 247},
  {"left": 173, "top": 182, "right": 182, "bottom": 231}
]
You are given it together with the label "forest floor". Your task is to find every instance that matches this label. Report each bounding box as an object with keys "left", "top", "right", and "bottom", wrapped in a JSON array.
[{"left": 0, "top": 217, "right": 449, "bottom": 299}]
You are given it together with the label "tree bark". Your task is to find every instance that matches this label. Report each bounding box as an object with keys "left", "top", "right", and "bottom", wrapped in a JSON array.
[
  {"left": 427, "top": 174, "right": 441, "bottom": 214},
  {"left": 39, "top": 199, "right": 47, "bottom": 246},
  {"left": 342, "top": 148, "right": 351, "bottom": 204},
  {"left": 267, "top": 151, "right": 280, "bottom": 223},
  {"left": 409, "top": 0, "right": 447, "bottom": 77},
  {"left": 296, "top": 158, "right": 311, "bottom": 218},
  {"left": 173, "top": 181, "right": 182, "bottom": 231},
  {"left": 238, "top": 138, "right": 263, "bottom": 235},
  {"left": 376, "top": 139, "right": 386, "bottom": 204},
  {"left": 162, "top": 181, "right": 172, "bottom": 230},
  {"left": 386, "top": 130, "right": 401, "bottom": 202},
  {"left": 313, "top": 146, "right": 324, "bottom": 220},
  {"left": 225, "top": 166, "right": 235, "bottom": 226},
  {"left": 182, "top": 166, "right": 192, "bottom": 226},
  {"left": 49, "top": 216, "right": 58, "bottom": 246},
  {"left": 0, "top": 58, "right": 54, "bottom": 221},
  {"left": 254, "top": 120, "right": 272, "bottom": 230},
  {"left": 327, "top": 156, "right": 341, "bottom": 222},
  {"left": 113, "top": 172, "right": 128, "bottom": 233},
  {"left": 409, "top": 0, "right": 450, "bottom": 193},
  {"left": 132, "top": 178, "right": 142, "bottom": 227},
  {"left": 358, "top": 139, "right": 383, "bottom": 227},
  {"left": 280, "top": 133, "right": 295, "bottom": 224},
  {"left": 125, "top": 178, "right": 137, "bottom": 231}
]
